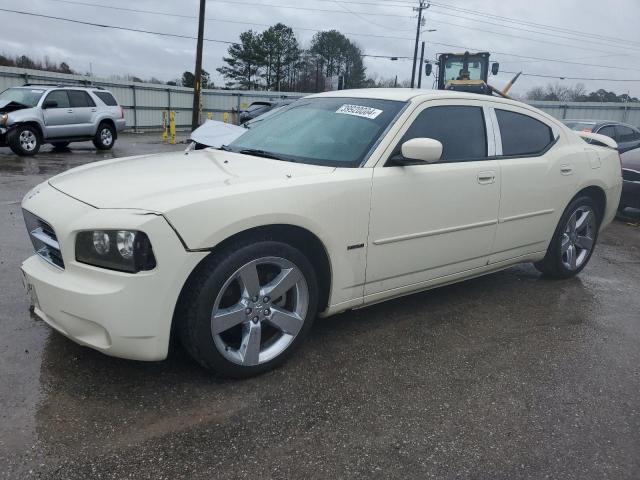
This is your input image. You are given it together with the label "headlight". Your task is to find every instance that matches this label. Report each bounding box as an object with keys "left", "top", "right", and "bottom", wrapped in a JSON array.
[
  {"left": 0, "top": 114, "right": 8, "bottom": 126},
  {"left": 75, "top": 230, "right": 156, "bottom": 273}
]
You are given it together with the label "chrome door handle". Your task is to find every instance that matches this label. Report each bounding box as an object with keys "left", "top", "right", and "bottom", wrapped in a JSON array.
[
  {"left": 91, "top": 108, "right": 97, "bottom": 112},
  {"left": 477, "top": 171, "right": 496, "bottom": 184},
  {"left": 67, "top": 109, "right": 73, "bottom": 113},
  {"left": 560, "top": 164, "right": 573, "bottom": 175}
]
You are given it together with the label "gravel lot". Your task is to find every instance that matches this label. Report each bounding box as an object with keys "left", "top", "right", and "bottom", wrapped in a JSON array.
[{"left": 1, "top": 134, "right": 639, "bottom": 479}]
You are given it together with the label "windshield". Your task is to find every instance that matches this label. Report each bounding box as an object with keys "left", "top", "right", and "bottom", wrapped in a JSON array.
[
  {"left": 0, "top": 87, "right": 45, "bottom": 107},
  {"left": 443, "top": 58, "right": 484, "bottom": 82},
  {"left": 227, "top": 97, "right": 406, "bottom": 167}
]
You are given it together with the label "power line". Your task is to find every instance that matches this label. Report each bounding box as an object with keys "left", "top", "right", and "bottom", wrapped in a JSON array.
[
  {"left": 0, "top": 7, "right": 408, "bottom": 60},
  {"left": 500, "top": 70, "right": 640, "bottom": 83},
  {"left": 5, "top": 5, "right": 640, "bottom": 74},
  {"left": 0, "top": 7, "right": 235, "bottom": 44},
  {"left": 427, "top": 1, "right": 640, "bottom": 48}
]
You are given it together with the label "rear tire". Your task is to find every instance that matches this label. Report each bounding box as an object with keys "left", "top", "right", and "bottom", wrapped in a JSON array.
[
  {"left": 92, "top": 122, "right": 115, "bottom": 150},
  {"left": 534, "top": 195, "right": 600, "bottom": 278},
  {"left": 8, "top": 125, "right": 41, "bottom": 156},
  {"left": 177, "top": 240, "right": 319, "bottom": 378}
]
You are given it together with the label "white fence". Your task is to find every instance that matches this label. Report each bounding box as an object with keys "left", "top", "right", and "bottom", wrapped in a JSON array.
[{"left": 1, "top": 66, "right": 639, "bottom": 130}]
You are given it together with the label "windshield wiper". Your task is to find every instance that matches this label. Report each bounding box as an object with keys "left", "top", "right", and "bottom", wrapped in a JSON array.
[
  {"left": 238, "top": 148, "right": 288, "bottom": 161},
  {"left": 218, "top": 144, "right": 232, "bottom": 151}
]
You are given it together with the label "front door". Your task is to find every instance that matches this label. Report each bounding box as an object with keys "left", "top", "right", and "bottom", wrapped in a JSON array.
[
  {"left": 365, "top": 102, "right": 501, "bottom": 298},
  {"left": 42, "top": 90, "right": 74, "bottom": 138}
]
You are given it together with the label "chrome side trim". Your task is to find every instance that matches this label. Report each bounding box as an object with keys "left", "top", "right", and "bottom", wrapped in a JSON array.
[
  {"left": 372, "top": 219, "right": 498, "bottom": 246},
  {"left": 499, "top": 208, "right": 554, "bottom": 223}
]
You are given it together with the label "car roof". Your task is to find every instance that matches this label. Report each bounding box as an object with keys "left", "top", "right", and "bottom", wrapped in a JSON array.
[
  {"left": 306, "top": 88, "right": 527, "bottom": 106},
  {"left": 563, "top": 119, "right": 638, "bottom": 129}
]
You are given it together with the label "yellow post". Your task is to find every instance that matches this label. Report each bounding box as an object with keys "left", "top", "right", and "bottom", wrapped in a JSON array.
[
  {"left": 161, "top": 111, "right": 168, "bottom": 143},
  {"left": 169, "top": 111, "right": 176, "bottom": 145},
  {"left": 223, "top": 112, "right": 229, "bottom": 124},
  {"left": 207, "top": 112, "right": 213, "bottom": 120}
]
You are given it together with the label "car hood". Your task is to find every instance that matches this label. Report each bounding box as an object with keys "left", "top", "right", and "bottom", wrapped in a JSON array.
[
  {"left": 189, "top": 120, "right": 246, "bottom": 147},
  {"left": 48, "top": 149, "right": 335, "bottom": 212},
  {"left": 0, "top": 100, "right": 33, "bottom": 114}
]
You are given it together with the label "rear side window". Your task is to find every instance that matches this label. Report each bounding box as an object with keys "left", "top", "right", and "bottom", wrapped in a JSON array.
[
  {"left": 597, "top": 125, "right": 616, "bottom": 140},
  {"left": 68, "top": 90, "right": 96, "bottom": 108},
  {"left": 617, "top": 125, "right": 639, "bottom": 142},
  {"left": 394, "top": 105, "right": 487, "bottom": 162},
  {"left": 94, "top": 91, "right": 118, "bottom": 106},
  {"left": 44, "top": 90, "right": 70, "bottom": 108},
  {"left": 496, "top": 109, "right": 554, "bottom": 156}
]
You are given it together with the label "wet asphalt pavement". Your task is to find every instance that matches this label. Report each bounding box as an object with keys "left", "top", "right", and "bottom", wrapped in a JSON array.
[{"left": 1, "top": 134, "right": 639, "bottom": 479}]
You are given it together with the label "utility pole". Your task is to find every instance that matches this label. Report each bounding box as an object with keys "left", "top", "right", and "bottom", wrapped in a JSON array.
[
  {"left": 411, "top": 0, "right": 427, "bottom": 88},
  {"left": 417, "top": 41, "right": 425, "bottom": 88},
  {"left": 191, "top": 0, "right": 206, "bottom": 131}
]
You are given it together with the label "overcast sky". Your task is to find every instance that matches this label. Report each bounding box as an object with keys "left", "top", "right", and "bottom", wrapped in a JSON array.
[{"left": 1, "top": 0, "right": 639, "bottom": 97}]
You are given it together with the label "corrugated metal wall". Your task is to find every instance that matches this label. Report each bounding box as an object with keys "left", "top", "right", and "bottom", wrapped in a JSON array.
[
  {"left": 529, "top": 101, "right": 640, "bottom": 127},
  {"left": 2, "top": 66, "right": 639, "bottom": 130},
  {"left": 0, "top": 66, "right": 306, "bottom": 130}
]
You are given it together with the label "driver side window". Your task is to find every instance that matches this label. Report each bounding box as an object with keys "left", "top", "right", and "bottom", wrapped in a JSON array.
[
  {"left": 44, "top": 90, "right": 70, "bottom": 109},
  {"left": 388, "top": 105, "right": 487, "bottom": 165}
]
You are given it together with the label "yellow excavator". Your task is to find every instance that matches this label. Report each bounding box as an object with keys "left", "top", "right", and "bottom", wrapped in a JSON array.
[{"left": 425, "top": 51, "right": 521, "bottom": 98}]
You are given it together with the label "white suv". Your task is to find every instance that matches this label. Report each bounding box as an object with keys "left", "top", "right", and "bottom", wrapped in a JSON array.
[{"left": 0, "top": 84, "right": 126, "bottom": 155}]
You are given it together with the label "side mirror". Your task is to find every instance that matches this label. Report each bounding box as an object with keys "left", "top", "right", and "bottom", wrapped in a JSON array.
[
  {"left": 43, "top": 100, "right": 58, "bottom": 109},
  {"left": 491, "top": 62, "right": 499, "bottom": 75},
  {"left": 401, "top": 138, "right": 443, "bottom": 164},
  {"left": 424, "top": 62, "right": 432, "bottom": 77}
]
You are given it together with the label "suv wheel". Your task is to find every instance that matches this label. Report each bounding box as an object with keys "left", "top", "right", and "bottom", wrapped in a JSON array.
[
  {"left": 534, "top": 195, "right": 599, "bottom": 278},
  {"left": 93, "top": 123, "right": 115, "bottom": 150},
  {"left": 8, "top": 125, "right": 41, "bottom": 156},
  {"left": 177, "top": 240, "right": 319, "bottom": 378}
]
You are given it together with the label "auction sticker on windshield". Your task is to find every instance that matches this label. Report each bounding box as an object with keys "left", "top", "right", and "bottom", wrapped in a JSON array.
[{"left": 336, "top": 104, "right": 383, "bottom": 119}]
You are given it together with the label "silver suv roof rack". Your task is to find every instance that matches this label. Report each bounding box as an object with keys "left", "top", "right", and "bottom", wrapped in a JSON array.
[{"left": 22, "top": 82, "right": 105, "bottom": 90}]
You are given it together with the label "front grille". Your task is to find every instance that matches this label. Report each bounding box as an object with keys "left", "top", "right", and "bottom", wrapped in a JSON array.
[
  {"left": 23, "top": 209, "right": 64, "bottom": 269},
  {"left": 622, "top": 168, "right": 640, "bottom": 183}
]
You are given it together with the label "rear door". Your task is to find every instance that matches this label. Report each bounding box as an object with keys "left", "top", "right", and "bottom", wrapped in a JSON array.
[
  {"left": 365, "top": 101, "right": 501, "bottom": 297},
  {"left": 42, "top": 90, "right": 74, "bottom": 138},
  {"left": 489, "top": 106, "right": 576, "bottom": 263},
  {"left": 67, "top": 90, "right": 97, "bottom": 136}
]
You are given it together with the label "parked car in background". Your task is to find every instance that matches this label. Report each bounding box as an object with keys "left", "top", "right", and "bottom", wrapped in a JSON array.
[
  {"left": 21, "top": 89, "right": 622, "bottom": 377},
  {"left": 563, "top": 120, "right": 640, "bottom": 211},
  {"left": 0, "top": 84, "right": 126, "bottom": 156},
  {"left": 239, "top": 99, "right": 294, "bottom": 124}
]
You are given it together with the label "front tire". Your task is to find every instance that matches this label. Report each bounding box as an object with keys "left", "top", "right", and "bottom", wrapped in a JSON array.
[
  {"left": 534, "top": 195, "right": 600, "bottom": 278},
  {"left": 92, "top": 122, "right": 115, "bottom": 150},
  {"left": 8, "top": 125, "right": 41, "bottom": 156},
  {"left": 177, "top": 240, "right": 319, "bottom": 378}
]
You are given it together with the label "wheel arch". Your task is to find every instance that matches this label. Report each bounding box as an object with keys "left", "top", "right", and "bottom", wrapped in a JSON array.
[
  {"left": 573, "top": 184, "right": 607, "bottom": 224},
  {"left": 176, "top": 223, "right": 333, "bottom": 317},
  {"left": 11, "top": 121, "right": 44, "bottom": 139},
  {"left": 95, "top": 117, "right": 118, "bottom": 139}
]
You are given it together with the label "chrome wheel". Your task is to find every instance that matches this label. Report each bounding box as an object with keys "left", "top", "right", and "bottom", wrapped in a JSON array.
[
  {"left": 100, "top": 128, "right": 113, "bottom": 146},
  {"left": 211, "top": 256, "right": 309, "bottom": 366},
  {"left": 20, "top": 130, "right": 37, "bottom": 151},
  {"left": 561, "top": 205, "right": 596, "bottom": 271}
]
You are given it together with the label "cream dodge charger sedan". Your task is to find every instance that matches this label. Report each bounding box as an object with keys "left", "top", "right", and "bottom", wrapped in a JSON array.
[{"left": 21, "top": 89, "right": 622, "bottom": 377}]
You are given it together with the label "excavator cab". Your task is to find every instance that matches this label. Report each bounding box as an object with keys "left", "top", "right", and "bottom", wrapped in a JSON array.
[{"left": 436, "top": 51, "right": 497, "bottom": 95}]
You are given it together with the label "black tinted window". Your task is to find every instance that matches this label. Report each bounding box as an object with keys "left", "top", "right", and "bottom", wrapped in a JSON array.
[
  {"left": 496, "top": 109, "right": 554, "bottom": 156},
  {"left": 597, "top": 125, "right": 616, "bottom": 139},
  {"left": 44, "top": 90, "right": 70, "bottom": 108},
  {"left": 68, "top": 90, "right": 95, "bottom": 108},
  {"left": 395, "top": 106, "right": 487, "bottom": 162},
  {"left": 617, "top": 125, "right": 638, "bottom": 142},
  {"left": 94, "top": 91, "right": 118, "bottom": 106}
]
